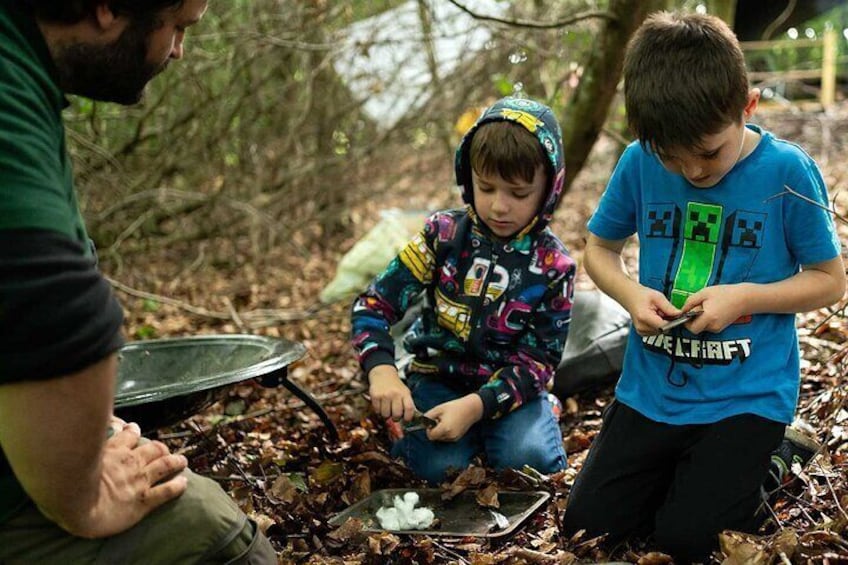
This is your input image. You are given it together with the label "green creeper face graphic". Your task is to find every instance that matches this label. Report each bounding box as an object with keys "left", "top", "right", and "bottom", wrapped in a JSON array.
[{"left": 683, "top": 203, "right": 722, "bottom": 243}]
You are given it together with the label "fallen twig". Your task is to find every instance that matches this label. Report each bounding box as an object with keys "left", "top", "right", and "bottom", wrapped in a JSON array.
[
  {"left": 431, "top": 539, "right": 470, "bottom": 564},
  {"left": 763, "top": 185, "right": 848, "bottom": 225},
  {"left": 107, "top": 276, "right": 315, "bottom": 325},
  {"left": 823, "top": 467, "right": 848, "bottom": 522},
  {"left": 223, "top": 296, "right": 248, "bottom": 332}
]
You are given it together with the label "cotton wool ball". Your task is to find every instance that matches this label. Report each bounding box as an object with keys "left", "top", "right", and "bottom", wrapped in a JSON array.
[
  {"left": 375, "top": 491, "right": 435, "bottom": 530},
  {"left": 375, "top": 506, "right": 401, "bottom": 530}
]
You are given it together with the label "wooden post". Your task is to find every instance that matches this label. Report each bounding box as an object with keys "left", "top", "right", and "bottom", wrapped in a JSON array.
[{"left": 821, "top": 27, "right": 837, "bottom": 109}]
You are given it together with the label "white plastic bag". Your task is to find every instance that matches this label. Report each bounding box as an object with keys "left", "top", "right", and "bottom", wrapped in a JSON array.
[{"left": 320, "top": 209, "right": 427, "bottom": 304}]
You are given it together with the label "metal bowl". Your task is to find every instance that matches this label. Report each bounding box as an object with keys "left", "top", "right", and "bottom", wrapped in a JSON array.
[{"left": 114, "top": 335, "right": 306, "bottom": 431}]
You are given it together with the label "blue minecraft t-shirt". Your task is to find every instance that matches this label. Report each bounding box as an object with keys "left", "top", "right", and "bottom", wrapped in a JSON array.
[{"left": 588, "top": 125, "right": 841, "bottom": 425}]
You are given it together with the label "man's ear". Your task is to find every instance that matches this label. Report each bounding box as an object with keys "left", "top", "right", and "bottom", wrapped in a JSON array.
[
  {"left": 94, "top": 2, "right": 120, "bottom": 32},
  {"left": 743, "top": 88, "right": 760, "bottom": 119}
]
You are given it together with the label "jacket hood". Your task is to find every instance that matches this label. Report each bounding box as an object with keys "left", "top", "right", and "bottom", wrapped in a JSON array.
[{"left": 454, "top": 97, "right": 565, "bottom": 236}]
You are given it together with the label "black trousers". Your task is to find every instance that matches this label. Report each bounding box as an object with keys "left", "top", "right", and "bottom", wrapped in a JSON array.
[{"left": 562, "top": 401, "right": 784, "bottom": 563}]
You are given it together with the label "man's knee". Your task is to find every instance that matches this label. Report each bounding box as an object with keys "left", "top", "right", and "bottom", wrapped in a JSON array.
[
  {"left": 213, "top": 518, "right": 277, "bottom": 564},
  {"left": 99, "top": 471, "right": 275, "bottom": 563}
]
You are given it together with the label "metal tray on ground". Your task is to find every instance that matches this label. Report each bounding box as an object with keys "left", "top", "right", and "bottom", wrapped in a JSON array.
[{"left": 328, "top": 488, "right": 550, "bottom": 538}]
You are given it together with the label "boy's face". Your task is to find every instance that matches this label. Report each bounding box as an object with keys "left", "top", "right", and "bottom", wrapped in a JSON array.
[
  {"left": 654, "top": 121, "right": 747, "bottom": 188},
  {"left": 654, "top": 90, "right": 760, "bottom": 188},
  {"left": 471, "top": 165, "right": 546, "bottom": 239}
]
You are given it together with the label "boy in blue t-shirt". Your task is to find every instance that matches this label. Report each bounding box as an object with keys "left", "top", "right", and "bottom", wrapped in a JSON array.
[{"left": 563, "top": 11, "right": 845, "bottom": 561}]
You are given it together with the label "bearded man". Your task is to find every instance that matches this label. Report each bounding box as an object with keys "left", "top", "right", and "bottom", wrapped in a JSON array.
[{"left": 0, "top": 2, "right": 276, "bottom": 562}]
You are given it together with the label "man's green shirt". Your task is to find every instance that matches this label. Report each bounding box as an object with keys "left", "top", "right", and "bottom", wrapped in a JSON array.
[{"left": 0, "top": 1, "right": 123, "bottom": 523}]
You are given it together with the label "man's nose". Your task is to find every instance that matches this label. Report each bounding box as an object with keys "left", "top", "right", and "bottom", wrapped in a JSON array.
[{"left": 171, "top": 36, "right": 185, "bottom": 60}]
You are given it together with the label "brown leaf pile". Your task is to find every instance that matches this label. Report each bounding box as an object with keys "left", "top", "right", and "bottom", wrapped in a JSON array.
[{"left": 112, "top": 106, "right": 848, "bottom": 563}]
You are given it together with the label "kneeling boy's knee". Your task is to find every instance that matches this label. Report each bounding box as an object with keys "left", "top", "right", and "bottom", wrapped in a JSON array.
[
  {"left": 489, "top": 444, "right": 566, "bottom": 474},
  {"left": 654, "top": 518, "right": 716, "bottom": 563},
  {"left": 410, "top": 454, "right": 470, "bottom": 485}
]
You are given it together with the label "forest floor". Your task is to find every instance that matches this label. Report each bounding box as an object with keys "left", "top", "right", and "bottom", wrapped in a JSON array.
[{"left": 108, "top": 104, "right": 848, "bottom": 564}]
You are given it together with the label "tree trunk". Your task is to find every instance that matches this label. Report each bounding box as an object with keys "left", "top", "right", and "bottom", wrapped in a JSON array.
[{"left": 560, "top": 0, "right": 664, "bottom": 191}]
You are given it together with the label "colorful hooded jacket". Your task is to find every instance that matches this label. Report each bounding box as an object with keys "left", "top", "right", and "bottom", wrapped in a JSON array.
[{"left": 351, "top": 97, "right": 576, "bottom": 420}]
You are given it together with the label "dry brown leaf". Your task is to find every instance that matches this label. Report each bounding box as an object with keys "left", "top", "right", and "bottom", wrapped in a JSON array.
[
  {"left": 350, "top": 451, "right": 395, "bottom": 465},
  {"left": 327, "top": 517, "right": 365, "bottom": 543},
  {"left": 470, "top": 553, "right": 498, "bottom": 565},
  {"left": 444, "top": 465, "right": 487, "bottom": 499},
  {"left": 347, "top": 469, "right": 371, "bottom": 503},
  {"left": 476, "top": 484, "right": 500, "bottom": 508},
  {"left": 636, "top": 551, "right": 674, "bottom": 565},
  {"left": 311, "top": 460, "right": 345, "bottom": 485},
  {"left": 366, "top": 532, "right": 400, "bottom": 556},
  {"left": 770, "top": 528, "right": 799, "bottom": 560},
  {"left": 269, "top": 474, "right": 299, "bottom": 504},
  {"left": 719, "top": 531, "right": 768, "bottom": 565}
]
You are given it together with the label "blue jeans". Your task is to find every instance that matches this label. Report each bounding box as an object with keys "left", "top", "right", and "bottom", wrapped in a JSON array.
[{"left": 392, "top": 375, "right": 567, "bottom": 484}]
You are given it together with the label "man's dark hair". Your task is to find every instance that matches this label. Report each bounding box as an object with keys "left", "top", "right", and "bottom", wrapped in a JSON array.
[
  {"left": 624, "top": 11, "right": 749, "bottom": 153},
  {"left": 21, "top": 0, "right": 184, "bottom": 24}
]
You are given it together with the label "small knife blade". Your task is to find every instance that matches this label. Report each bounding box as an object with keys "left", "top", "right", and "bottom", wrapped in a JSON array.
[{"left": 402, "top": 411, "right": 438, "bottom": 432}]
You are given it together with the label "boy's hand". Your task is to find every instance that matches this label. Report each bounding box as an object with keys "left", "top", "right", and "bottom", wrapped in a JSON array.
[
  {"left": 682, "top": 284, "right": 749, "bottom": 334},
  {"left": 368, "top": 365, "right": 416, "bottom": 422},
  {"left": 425, "top": 394, "right": 483, "bottom": 442},
  {"left": 624, "top": 286, "right": 682, "bottom": 336}
]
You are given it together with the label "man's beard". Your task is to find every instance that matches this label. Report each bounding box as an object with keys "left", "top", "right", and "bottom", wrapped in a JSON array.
[{"left": 54, "top": 18, "right": 168, "bottom": 105}]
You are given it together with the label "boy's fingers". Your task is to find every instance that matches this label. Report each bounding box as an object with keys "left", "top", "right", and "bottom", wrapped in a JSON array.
[
  {"left": 657, "top": 302, "right": 682, "bottom": 318},
  {"left": 402, "top": 396, "right": 416, "bottom": 421},
  {"left": 381, "top": 399, "right": 393, "bottom": 420},
  {"left": 426, "top": 425, "right": 444, "bottom": 442},
  {"left": 392, "top": 397, "right": 407, "bottom": 420}
]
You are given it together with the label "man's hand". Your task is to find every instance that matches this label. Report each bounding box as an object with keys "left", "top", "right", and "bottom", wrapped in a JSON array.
[
  {"left": 368, "top": 365, "right": 415, "bottom": 422},
  {"left": 71, "top": 421, "right": 188, "bottom": 538},
  {"left": 426, "top": 394, "right": 483, "bottom": 442}
]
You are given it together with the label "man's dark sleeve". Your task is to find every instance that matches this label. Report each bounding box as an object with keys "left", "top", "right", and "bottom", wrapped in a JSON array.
[{"left": 0, "top": 229, "right": 124, "bottom": 382}]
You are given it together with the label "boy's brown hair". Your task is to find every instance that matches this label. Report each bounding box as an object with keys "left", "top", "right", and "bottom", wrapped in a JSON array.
[
  {"left": 469, "top": 121, "right": 549, "bottom": 186},
  {"left": 624, "top": 11, "right": 750, "bottom": 153}
]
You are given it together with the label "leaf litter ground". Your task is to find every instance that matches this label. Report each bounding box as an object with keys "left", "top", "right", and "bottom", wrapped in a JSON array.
[{"left": 113, "top": 107, "right": 848, "bottom": 564}]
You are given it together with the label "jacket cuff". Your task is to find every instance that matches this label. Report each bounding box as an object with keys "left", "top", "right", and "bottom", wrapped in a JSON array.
[
  {"left": 476, "top": 388, "right": 500, "bottom": 420},
  {"left": 362, "top": 350, "right": 396, "bottom": 375}
]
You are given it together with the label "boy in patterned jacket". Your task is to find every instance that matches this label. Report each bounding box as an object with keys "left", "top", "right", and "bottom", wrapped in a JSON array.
[{"left": 351, "top": 97, "right": 576, "bottom": 484}]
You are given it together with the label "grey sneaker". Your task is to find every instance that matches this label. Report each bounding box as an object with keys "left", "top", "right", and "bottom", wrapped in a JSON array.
[{"left": 763, "top": 425, "right": 821, "bottom": 494}]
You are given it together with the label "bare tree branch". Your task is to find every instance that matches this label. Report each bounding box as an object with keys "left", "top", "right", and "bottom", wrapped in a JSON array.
[
  {"left": 445, "top": 0, "right": 617, "bottom": 29},
  {"left": 761, "top": 0, "right": 797, "bottom": 41}
]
